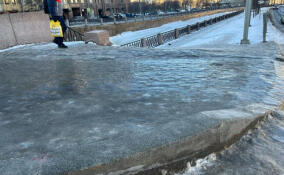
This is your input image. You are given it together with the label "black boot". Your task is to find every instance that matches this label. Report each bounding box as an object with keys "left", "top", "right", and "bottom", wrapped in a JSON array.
[
  {"left": 57, "top": 37, "right": 68, "bottom": 49},
  {"left": 58, "top": 43, "right": 68, "bottom": 48},
  {"left": 53, "top": 38, "right": 59, "bottom": 44}
]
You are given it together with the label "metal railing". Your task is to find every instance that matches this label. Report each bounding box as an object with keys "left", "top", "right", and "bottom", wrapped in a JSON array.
[
  {"left": 121, "top": 10, "right": 243, "bottom": 48},
  {"left": 64, "top": 27, "right": 84, "bottom": 42},
  {"left": 162, "top": 30, "right": 176, "bottom": 43}
]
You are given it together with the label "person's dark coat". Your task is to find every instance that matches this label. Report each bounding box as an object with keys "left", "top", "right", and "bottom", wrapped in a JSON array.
[{"left": 47, "top": 0, "right": 63, "bottom": 17}]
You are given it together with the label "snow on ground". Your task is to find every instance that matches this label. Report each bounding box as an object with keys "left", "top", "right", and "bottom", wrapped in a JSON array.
[
  {"left": 110, "top": 11, "right": 235, "bottom": 46},
  {"left": 159, "top": 8, "right": 284, "bottom": 48}
]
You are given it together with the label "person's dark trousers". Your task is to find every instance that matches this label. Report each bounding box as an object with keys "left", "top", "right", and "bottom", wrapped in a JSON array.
[{"left": 53, "top": 16, "right": 67, "bottom": 46}]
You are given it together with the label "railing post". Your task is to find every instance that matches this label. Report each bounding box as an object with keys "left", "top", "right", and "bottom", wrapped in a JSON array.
[
  {"left": 84, "top": 18, "right": 88, "bottom": 27},
  {"left": 141, "top": 38, "right": 146, "bottom": 47},
  {"left": 150, "top": 15, "right": 153, "bottom": 21},
  {"left": 175, "top": 29, "right": 179, "bottom": 39},
  {"left": 143, "top": 15, "right": 145, "bottom": 21},
  {"left": 114, "top": 17, "right": 116, "bottom": 24},
  {"left": 135, "top": 16, "right": 137, "bottom": 22},
  {"left": 100, "top": 18, "right": 103, "bottom": 25},
  {"left": 157, "top": 33, "right": 163, "bottom": 45},
  {"left": 187, "top": 25, "right": 191, "bottom": 34},
  {"left": 263, "top": 12, "right": 267, "bottom": 42},
  {"left": 65, "top": 19, "right": 70, "bottom": 27},
  {"left": 197, "top": 22, "right": 200, "bottom": 30},
  {"left": 125, "top": 17, "right": 128, "bottom": 23}
]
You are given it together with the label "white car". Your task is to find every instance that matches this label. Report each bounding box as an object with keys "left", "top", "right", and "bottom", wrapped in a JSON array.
[{"left": 115, "top": 13, "right": 126, "bottom": 18}]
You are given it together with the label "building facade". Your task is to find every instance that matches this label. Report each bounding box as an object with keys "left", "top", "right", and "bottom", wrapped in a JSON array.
[{"left": 0, "top": 0, "right": 129, "bottom": 18}]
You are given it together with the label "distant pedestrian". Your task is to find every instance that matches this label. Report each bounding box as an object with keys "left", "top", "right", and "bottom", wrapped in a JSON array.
[{"left": 47, "top": 0, "right": 68, "bottom": 48}]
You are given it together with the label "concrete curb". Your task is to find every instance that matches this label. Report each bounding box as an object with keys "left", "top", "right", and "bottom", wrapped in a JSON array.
[
  {"left": 274, "top": 42, "right": 284, "bottom": 61},
  {"left": 66, "top": 112, "right": 270, "bottom": 175}
]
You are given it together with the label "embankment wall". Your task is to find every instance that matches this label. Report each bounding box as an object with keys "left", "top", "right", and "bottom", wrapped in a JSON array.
[{"left": 0, "top": 11, "right": 52, "bottom": 50}]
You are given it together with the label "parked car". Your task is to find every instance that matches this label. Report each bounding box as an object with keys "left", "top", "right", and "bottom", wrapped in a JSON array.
[
  {"left": 114, "top": 13, "right": 126, "bottom": 19},
  {"left": 190, "top": 8, "right": 200, "bottom": 12},
  {"left": 101, "top": 15, "right": 113, "bottom": 19},
  {"left": 72, "top": 16, "right": 84, "bottom": 21},
  {"left": 126, "top": 13, "right": 135, "bottom": 17}
]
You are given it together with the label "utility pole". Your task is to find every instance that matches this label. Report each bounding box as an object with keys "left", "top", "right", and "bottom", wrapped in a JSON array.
[
  {"left": 21, "top": 0, "right": 24, "bottom": 12},
  {"left": 241, "top": 0, "right": 252, "bottom": 44},
  {"left": 139, "top": 0, "right": 142, "bottom": 14}
]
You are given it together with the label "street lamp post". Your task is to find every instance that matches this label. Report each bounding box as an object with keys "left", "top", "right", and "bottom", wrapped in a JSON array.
[
  {"left": 21, "top": 0, "right": 24, "bottom": 12},
  {"left": 139, "top": 0, "right": 142, "bottom": 14}
]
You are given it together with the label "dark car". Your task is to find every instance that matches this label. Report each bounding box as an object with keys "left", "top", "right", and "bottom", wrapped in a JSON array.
[
  {"left": 190, "top": 8, "right": 200, "bottom": 12},
  {"left": 101, "top": 15, "right": 113, "bottom": 19},
  {"left": 125, "top": 13, "right": 135, "bottom": 17}
]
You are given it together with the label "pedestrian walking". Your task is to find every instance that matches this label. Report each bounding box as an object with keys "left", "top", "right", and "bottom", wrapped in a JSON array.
[{"left": 46, "top": 0, "right": 68, "bottom": 48}]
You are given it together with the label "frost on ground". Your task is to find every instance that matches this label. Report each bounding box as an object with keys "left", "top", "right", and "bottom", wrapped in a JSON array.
[{"left": 110, "top": 11, "right": 234, "bottom": 46}]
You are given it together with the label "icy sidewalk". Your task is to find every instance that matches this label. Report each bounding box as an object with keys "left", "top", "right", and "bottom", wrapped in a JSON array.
[
  {"left": 0, "top": 43, "right": 284, "bottom": 175},
  {"left": 159, "top": 9, "right": 284, "bottom": 48}
]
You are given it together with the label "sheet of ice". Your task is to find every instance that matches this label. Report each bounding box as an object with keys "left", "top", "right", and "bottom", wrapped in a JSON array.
[
  {"left": 110, "top": 11, "right": 235, "bottom": 46},
  {"left": 0, "top": 41, "right": 91, "bottom": 53},
  {"left": 159, "top": 8, "right": 284, "bottom": 48}
]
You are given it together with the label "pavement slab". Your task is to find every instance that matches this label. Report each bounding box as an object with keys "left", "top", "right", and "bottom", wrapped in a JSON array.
[{"left": 0, "top": 42, "right": 284, "bottom": 175}]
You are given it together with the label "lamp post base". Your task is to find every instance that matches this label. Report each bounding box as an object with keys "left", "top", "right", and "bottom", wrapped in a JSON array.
[{"left": 241, "top": 39, "right": 250, "bottom": 44}]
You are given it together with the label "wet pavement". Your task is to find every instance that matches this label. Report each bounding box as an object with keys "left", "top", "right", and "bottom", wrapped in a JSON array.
[{"left": 0, "top": 42, "right": 284, "bottom": 175}]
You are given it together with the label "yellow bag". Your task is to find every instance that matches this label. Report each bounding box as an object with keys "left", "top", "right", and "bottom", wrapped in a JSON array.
[{"left": 50, "top": 20, "right": 63, "bottom": 37}]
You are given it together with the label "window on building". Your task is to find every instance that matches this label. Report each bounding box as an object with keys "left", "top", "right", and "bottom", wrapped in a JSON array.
[
  {"left": 120, "top": 0, "right": 123, "bottom": 3},
  {"left": 81, "top": 0, "right": 83, "bottom": 3},
  {"left": 11, "top": 0, "right": 16, "bottom": 4},
  {"left": 69, "top": 0, "right": 73, "bottom": 3},
  {"left": 74, "top": 0, "right": 77, "bottom": 3},
  {"left": 89, "top": 0, "right": 92, "bottom": 3},
  {"left": 4, "top": 0, "right": 10, "bottom": 4}
]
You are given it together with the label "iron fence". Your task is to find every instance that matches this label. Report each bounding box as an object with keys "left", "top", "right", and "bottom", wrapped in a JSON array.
[
  {"left": 64, "top": 27, "right": 84, "bottom": 42},
  {"left": 179, "top": 26, "right": 189, "bottom": 37},
  {"left": 161, "top": 30, "right": 176, "bottom": 43},
  {"left": 145, "top": 35, "right": 159, "bottom": 47}
]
